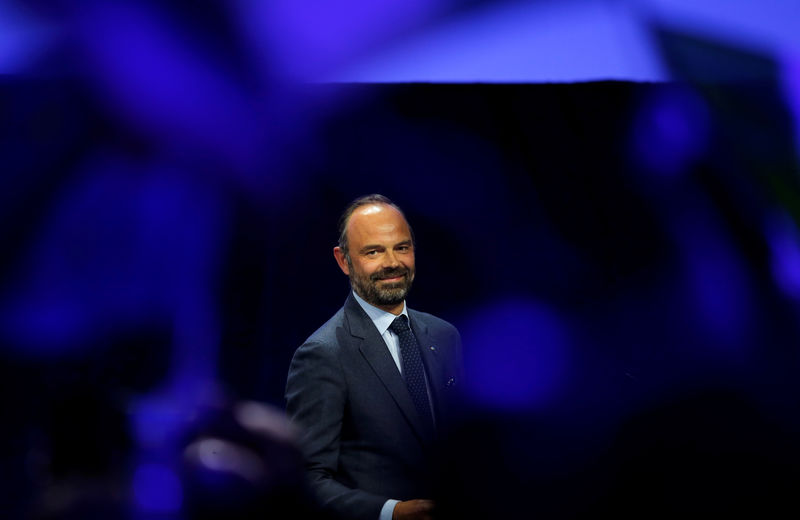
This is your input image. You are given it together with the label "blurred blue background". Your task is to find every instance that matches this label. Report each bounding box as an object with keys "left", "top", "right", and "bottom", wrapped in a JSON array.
[{"left": 2, "top": 0, "right": 800, "bottom": 518}]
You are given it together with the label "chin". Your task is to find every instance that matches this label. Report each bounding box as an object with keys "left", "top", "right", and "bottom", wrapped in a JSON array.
[{"left": 375, "top": 290, "right": 408, "bottom": 306}]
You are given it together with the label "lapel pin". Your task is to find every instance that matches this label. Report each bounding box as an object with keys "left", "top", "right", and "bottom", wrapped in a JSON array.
[
  {"left": 429, "top": 345, "right": 437, "bottom": 352},
  {"left": 446, "top": 377, "right": 456, "bottom": 387}
]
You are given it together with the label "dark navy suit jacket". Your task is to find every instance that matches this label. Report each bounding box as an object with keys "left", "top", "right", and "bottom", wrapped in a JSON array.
[{"left": 286, "top": 293, "right": 462, "bottom": 520}]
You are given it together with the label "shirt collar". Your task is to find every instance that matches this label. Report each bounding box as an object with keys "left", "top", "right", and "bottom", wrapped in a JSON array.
[{"left": 352, "top": 290, "right": 409, "bottom": 336}]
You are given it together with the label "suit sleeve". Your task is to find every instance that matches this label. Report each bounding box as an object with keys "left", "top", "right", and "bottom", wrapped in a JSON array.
[{"left": 285, "top": 340, "right": 389, "bottom": 520}]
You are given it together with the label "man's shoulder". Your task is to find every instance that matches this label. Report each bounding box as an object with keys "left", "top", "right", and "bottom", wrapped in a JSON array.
[
  {"left": 287, "top": 308, "right": 350, "bottom": 375},
  {"left": 302, "top": 305, "right": 348, "bottom": 346}
]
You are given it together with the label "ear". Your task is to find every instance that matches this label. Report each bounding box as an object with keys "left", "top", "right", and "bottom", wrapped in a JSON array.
[{"left": 333, "top": 246, "right": 350, "bottom": 275}]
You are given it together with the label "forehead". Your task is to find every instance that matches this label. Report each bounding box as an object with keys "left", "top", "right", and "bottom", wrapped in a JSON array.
[{"left": 347, "top": 204, "right": 411, "bottom": 244}]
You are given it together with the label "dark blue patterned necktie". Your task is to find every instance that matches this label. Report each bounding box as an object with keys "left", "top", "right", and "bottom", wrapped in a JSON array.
[{"left": 389, "top": 315, "right": 434, "bottom": 433}]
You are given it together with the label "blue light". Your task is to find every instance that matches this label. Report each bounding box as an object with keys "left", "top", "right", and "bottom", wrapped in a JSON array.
[
  {"left": 629, "top": 86, "right": 711, "bottom": 178},
  {"left": 74, "top": 3, "right": 260, "bottom": 172},
  {"left": 241, "top": 0, "right": 449, "bottom": 80},
  {"left": 0, "top": 3, "right": 53, "bottom": 74},
  {"left": 780, "top": 55, "right": 800, "bottom": 162},
  {"left": 675, "top": 212, "right": 754, "bottom": 349},
  {"left": 0, "top": 295, "right": 89, "bottom": 355},
  {"left": 766, "top": 212, "right": 800, "bottom": 300},
  {"left": 133, "top": 462, "right": 183, "bottom": 513},
  {"left": 458, "top": 299, "right": 570, "bottom": 411},
  {"left": 325, "top": 0, "right": 667, "bottom": 82}
]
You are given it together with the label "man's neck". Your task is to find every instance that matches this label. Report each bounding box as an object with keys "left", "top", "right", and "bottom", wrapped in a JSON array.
[
  {"left": 377, "top": 302, "right": 404, "bottom": 315},
  {"left": 353, "top": 291, "right": 405, "bottom": 316}
]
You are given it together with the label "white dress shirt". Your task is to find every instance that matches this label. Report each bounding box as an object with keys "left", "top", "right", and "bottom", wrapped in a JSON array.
[{"left": 352, "top": 291, "right": 407, "bottom": 374}]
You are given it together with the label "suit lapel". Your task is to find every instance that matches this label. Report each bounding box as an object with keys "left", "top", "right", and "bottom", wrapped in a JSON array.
[{"left": 344, "top": 295, "right": 434, "bottom": 446}]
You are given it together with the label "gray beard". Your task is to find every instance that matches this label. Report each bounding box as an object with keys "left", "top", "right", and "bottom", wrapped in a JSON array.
[{"left": 349, "top": 264, "right": 414, "bottom": 307}]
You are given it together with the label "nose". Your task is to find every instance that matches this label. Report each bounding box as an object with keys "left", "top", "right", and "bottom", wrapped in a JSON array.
[{"left": 383, "top": 249, "right": 401, "bottom": 268}]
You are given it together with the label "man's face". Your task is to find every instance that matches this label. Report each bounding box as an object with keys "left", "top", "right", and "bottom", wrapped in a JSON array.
[{"left": 333, "top": 204, "right": 415, "bottom": 313}]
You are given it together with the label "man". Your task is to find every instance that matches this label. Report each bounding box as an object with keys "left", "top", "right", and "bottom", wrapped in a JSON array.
[{"left": 286, "top": 194, "right": 463, "bottom": 520}]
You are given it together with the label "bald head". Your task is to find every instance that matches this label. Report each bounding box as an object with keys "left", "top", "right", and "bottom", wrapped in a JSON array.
[{"left": 336, "top": 194, "right": 414, "bottom": 263}]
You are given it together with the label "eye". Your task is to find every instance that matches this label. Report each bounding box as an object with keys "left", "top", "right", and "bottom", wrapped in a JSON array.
[
  {"left": 365, "top": 250, "right": 379, "bottom": 257},
  {"left": 397, "top": 245, "right": 410, "bottom": 252}
]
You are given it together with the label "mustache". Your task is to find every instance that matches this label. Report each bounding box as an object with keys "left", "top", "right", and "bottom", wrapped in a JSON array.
[{"left": 370, "top": 267, "right": 410, "bottom": 282}]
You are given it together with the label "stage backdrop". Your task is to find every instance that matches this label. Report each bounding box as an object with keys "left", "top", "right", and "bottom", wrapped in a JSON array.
[{"left": 2, "top": 78, "right": 799, "bottom": 517}]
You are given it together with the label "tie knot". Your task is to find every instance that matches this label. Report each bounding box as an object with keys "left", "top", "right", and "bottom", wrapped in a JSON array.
[{"left": 389, "top": 315, "right": 410, "bottom": 334}]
